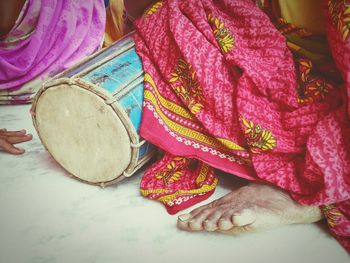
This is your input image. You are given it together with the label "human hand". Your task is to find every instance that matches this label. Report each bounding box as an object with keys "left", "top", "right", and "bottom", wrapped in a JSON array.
[{"left": 0, "top": 128, "right": 33, "bottom": 155}]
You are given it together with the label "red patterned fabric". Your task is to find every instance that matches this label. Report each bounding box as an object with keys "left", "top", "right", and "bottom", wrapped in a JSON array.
[
  {"left": 322, "top": 0, "right": 350, "bottom": 251},
  {"left": 134, "top": 0, "right": 350, "bottom": 251}
]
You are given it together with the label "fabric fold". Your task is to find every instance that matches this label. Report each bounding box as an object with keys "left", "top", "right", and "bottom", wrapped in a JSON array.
[
  {"left": 0, "top": 0, "right": 106, "bottom": 104},
  {"left": 134, "top": 0, "right": 350, "bottom": 251}
]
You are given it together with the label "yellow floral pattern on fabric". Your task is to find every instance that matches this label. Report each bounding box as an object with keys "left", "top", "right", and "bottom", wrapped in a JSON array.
[
  {"left": 145, "top": 89, "right": 246, "bottom": 151},
  {"left": 328, "top": 0, "right": 350, "bottom": 40},
  {"left": 208, "top": 14, "right": 235, "bottom": 53},
  {"left": 169, "top": 59, "right": 204, "bottom": 115},
  {"left": 296, "top": 59, "right": 334, "bottom": 104},
  {"left": 144, "top": 73, "right": 248, "bottom": 154},
  {"left": 241, "top": 117, "right": 276, "bottom": 153},
  {"left": 323, "top": 204, "right": 343, "bottom": 228},
  {"left": 307, "top": 80, "right": 333, "bottom": 99},
  {"left": 141, "top": 163, "right": 218, "bottom": 204},
  {"left": 144, "top": 1, "right": 163, "bottom": 16},
  {"left": 155, "top": 157, "right": 188, "bottom": 186},
  {"left": 144, "top": 73, "right": 195, "bottom": 120}
]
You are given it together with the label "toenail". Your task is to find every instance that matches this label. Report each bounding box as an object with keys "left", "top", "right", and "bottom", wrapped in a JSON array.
[
  {"left": 218, "top": 218, "right": 232, "bottom": 230},
  {"left": 232, "top": 210, "right": 256, "bottom": 226},
  {"left": 178, "top": 214, "right": 192, "bottom": 222},
  {"left": 219, "top": 218, "right": 229, "bottom": 224},
  {"left": 218, "top": 218, "right": 227, "bottom": 224}
]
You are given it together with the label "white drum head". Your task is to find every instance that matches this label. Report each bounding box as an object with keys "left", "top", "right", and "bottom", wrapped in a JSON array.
[{"left": 35, "top": 84, "right": 132, "bottom": 184}]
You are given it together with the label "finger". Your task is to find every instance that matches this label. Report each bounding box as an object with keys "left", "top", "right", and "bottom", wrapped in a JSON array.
[
  {"left": 4, "top": 134, "right": 32, "bottom": 144},
  {"left": 0, "top": 129, "right": 27, "bottom": 136},
  {"left": 0, "top": 138, "right": 25, "bottom": 155}
]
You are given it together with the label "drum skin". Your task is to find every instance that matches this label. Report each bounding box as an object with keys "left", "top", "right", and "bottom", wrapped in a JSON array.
[{"left": 31, "top": 33, "right": 156, "bottom": 187}]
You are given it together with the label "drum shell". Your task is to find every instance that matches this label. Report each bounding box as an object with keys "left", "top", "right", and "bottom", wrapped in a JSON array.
[{"left": 31, "top": 33, "right": 156, "bottom": 187}]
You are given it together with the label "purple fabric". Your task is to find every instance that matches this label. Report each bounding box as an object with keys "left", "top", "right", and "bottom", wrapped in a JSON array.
[{"left": 0, "top": 0, "right": 106, "bottom": 93}]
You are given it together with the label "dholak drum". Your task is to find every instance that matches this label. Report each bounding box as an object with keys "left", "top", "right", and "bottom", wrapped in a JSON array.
[{"left": 31, "top": 33, "right": 156, "bottom": 187}]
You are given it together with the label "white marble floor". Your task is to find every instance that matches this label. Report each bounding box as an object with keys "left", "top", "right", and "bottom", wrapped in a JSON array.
[{"left": 0, "top": 104, "right": 348, "bottom": 263}]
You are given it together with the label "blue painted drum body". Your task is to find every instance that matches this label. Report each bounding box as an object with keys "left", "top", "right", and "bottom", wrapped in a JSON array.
[{"left": 32, "top": 33, "right": 156, "bottom": 186}]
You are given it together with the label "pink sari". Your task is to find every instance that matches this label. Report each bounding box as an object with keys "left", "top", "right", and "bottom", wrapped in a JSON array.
[
  {"left": 0, "top": 0, "right": 106, "bottom": 104},
  {"left": 134, "top": 0, "right": 350, "bottom": 251}
]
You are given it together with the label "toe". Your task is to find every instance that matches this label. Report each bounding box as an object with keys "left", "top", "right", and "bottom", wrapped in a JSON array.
[
  {"left": 218, "top": 209, "right": 256, "bottom": 231},
  {"left": 177, "top": 204, "right": 209, "bottom": 231},
  {"left": 178, "top": 201, "right": 223, "bottom": 231},
  {"left": 218, "top": 209, "right": 236, "bottom": 231},
  {"left": 177, "top": 213, "right": 193, "bottom": 230},
  {"left": 177, "top": 207, "right": 212, "bottom": 231},
  {"left": 178, "top": 213, "right": 192, "bottom": 222},
  {"left": 188, "top": 208, "right": 214, "bottom": 231},
  {"left": 177, "top": 206, "right": 206, "bottom": 229},
  {"left": 203, "top": 210, "right": 223, "bottom": 231},
  {"left": 203, "top": 220, "right": 216, "bottom": 231},
  {"left": 187, "top": 219, "right": 203, "bottom": 231},
  {"left": 231, "top": 209, "right": 256, "bottom": 227},
  {"left": 218, "top": 217, "right": 233, "bottom": 231}
]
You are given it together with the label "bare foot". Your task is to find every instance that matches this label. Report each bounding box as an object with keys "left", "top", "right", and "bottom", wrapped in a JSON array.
[{"left": 177, "top": 183, "right": 323, "bottom": 233}]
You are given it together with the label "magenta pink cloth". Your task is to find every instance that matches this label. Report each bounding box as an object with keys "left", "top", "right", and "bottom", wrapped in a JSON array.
[
  {"left": 134, "top": 0, "right": 350, "bottom": 251},
  {"left": 0, "top": 0, "right": 106, "bottom": 103}
]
